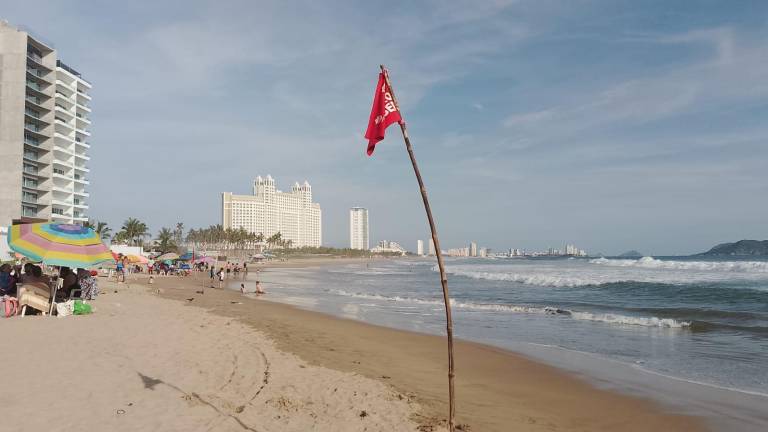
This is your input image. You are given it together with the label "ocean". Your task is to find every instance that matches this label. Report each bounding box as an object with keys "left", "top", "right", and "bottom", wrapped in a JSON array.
[{"left": 238, "top": 256, "right": 768, "bottom": 429}]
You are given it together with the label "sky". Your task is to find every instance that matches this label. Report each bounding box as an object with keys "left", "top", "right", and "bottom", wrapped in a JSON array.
[{"left": 3, "top": 0, "right": 768, "bottom": 255}]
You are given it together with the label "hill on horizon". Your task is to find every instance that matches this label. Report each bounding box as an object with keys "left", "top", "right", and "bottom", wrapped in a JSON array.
[{"left": 697, "top": 240, "right": 768, "bottom": 256}]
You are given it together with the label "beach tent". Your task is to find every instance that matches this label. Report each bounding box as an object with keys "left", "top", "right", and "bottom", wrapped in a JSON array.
[
  {"left": 156, "top": 252, "right": 179, "bottom": 261},
  {"left": 178, "top": 252, "right": 194, "bottom": 261}
]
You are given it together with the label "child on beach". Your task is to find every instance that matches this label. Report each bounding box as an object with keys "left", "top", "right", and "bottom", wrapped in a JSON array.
[{"left": 217, "top": 268, "right": 224, "bottom": 289}]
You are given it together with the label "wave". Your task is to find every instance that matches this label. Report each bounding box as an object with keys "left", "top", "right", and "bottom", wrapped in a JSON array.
[
  {"left": 590, "top": 257, "right": 768, "bottom": 272},
  {"left": 327, "top": 289, "right": 690, "bottom": 328},
  {"left": 436, "top": 267, "right": 620, "bottom": 287}
]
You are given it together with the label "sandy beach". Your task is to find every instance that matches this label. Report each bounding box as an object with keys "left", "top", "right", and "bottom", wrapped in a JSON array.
[{"left": 1, "top": 259, "right": 707, "bottom": 431}]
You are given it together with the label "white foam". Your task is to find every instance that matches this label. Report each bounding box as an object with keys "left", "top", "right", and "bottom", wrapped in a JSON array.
[
  {"left": 327, "top": 289, "right": 690, "bottom": 328},
  {"left": 436, "top": 258, "right": 768, "bottom": 288},
  {"left": 569, "top": 311, "right": 689, "bottom": 328},
  {"left": 590, "top": 257, "right": 768, "bottom": 272},
  {"left": 438, "top": 267, "right": 618, "bottom": 287}
]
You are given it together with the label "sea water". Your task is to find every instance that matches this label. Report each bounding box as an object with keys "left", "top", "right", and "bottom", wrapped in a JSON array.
[{"left": 237, "top": 257, "right": 768, "bottom": 429}]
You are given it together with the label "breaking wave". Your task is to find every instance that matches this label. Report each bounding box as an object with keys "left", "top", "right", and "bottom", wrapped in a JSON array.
[
  {"left": 436, "top": 267, "right": 628, "bottom": 287},
  {"left": 590, "top": 257, "right": 768, "bottom": 272},
  {"left": 327, "top": 289, "right": 690, "bottom": 328}
]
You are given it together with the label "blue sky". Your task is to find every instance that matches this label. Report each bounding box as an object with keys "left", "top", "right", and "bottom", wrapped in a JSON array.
[{"left": 4, "top": 0, "right": 768, "bottom": 255}]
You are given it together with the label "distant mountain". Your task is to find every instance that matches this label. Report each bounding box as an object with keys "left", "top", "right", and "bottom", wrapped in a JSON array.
[
  {"left": 618, "top": 250, "right": 643, "bottom": 258},
  {"left": 697, "top": 240, "right": 768, "bottom": 256}
]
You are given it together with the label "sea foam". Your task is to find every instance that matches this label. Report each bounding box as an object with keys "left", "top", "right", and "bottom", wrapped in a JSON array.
[
  {"left": 589, "top": 257, "right": 768, "bottom": 272},
  {"left": 327, "top": 289, "right": 690, "bottom": 328}
]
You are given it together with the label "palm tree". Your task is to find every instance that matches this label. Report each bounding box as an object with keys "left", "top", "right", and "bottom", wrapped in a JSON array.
[
  {"left": 121, "top": 217, "right": 149, "bottom": 246},
  {"left": 174, "top": 222, "right": 184, "bottom": 245},
  {"left": 155, "top": 227, "right": 177, "bottom": 254},
  {"left": 83, "top": 219, "right": 111, "bottom": 240}
]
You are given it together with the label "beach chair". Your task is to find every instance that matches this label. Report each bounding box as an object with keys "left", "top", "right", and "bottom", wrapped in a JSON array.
[{"left": 17, "top": 281, "right": 56, "bottom": 316}]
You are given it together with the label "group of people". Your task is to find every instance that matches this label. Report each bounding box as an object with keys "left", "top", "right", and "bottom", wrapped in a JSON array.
[{"left": 0, "top": 262, "right": 99, "bottom": 305}]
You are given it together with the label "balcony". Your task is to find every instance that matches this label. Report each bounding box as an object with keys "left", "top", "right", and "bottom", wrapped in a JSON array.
[
  {"left": 21, "top": 195, "right": 38, "bottom": 205},
  {"left": 26, "top": 68, "right": 52, "bottom": 86},
  {"left": 74, "top": 139, "right": 90, "bottom": 149},
  {"left": 74, "top": 165, "right": 90, "bottom": 173},
  {"left": 55, "top": 105, "right": 74, "bottom": 119},
  {"left": 27, "top": 52, "right": 51, "bottom": 70},
  {"left": 51, "top": 197, "right": 72, "bottom": 207},
  {"left": 74, "top": 152, "right": 90, "bottom": 161},
  {"left": 75, "top": 127, "right": 90, "bottom": 136},
  {"left": 55, "top": 80, "right": 75, "bottom": 94},
  {"left": 52, "top": 184, "right": 74, "bottom": 194},
  {"left": 73, "top": 189, "right": 90, "bottom": 196},
  {"left": 54, "top": 119, "right": 74, "bottom": 134},
  {"left": 22, "top": 208, "right": 39, "bottom": 218},
  {"left": 25, "top": 112, "right": 50, "bottom": 127}
]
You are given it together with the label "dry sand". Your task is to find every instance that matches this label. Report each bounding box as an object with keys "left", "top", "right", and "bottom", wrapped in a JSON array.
[
  {"left": 1, "top": 259, "right": 708, "bottom": 431},
  {"left": 0, "top": 279, "right": 431, "bottom": 432}
]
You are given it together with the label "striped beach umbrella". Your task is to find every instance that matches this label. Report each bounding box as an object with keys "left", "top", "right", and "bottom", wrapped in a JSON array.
[{"left": 7, "top": 223, "right": 113, "bottom": 268}]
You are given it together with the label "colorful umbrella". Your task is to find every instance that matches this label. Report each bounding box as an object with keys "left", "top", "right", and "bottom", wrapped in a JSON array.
[
  {"left": 7, "top": 223, "right": 113, "bottom": 268},
  {"left": 193, "top": 256, "right": 215, "bottom": 264},
  {"left": 157, "top": 252, "right": 179, "bottom": 261},
  {"left": 126, "top": 254, "right": 149, "bottom": 264}
]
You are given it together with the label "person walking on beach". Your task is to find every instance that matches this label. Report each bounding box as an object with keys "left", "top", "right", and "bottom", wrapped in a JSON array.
[
  {"left": 217, "top": 267, "right": 224, "bottom": 289},
  {"left": 209, "top": 266, "right": 215, "bottom": 288}
]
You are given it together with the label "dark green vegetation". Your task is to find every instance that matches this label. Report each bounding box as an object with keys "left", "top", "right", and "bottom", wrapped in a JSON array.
[{"left": 697, "top": 240, "right": 768, "bottom": 256}]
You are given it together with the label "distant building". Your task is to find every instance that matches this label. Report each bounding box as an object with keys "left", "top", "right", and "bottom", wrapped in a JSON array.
[
  {"left": 371, "top": 240, "right": 406, "bottom": 255},
  {"left": 470, "top": 242, "right": 478, "bottom": 257},
  {"left": 0, "top": 21, "right": 93, "bottom": 227},
  {"left": 417, "top": 239, "right": 424, "bottom": 256},
  {"left": 349, "top": 207, "right": 369, "bottom": 250},
  {"left": 221, "top": 175, "right": 322, "bottom": 248},
  {"left": 428, "top": 239, "right": 435, "bottom": 256}
]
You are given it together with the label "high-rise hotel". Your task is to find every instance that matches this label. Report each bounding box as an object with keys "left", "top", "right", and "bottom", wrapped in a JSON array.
[
  {"left": 222, "top": 175, "right": 322, "bottom": 248},
  {"left": 349, "top": 207, "right": 369, "bottom": 250},
  {"left": 0, "top": 21, "right": 92, "bottom": 227}
]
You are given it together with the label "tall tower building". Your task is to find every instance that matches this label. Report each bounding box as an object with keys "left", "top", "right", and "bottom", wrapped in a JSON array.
[
  {"left": 349, "top": 207, "right": 369, "bottom": 250},
  {"left": 0, "top": 21, "right": 92, "bottom": 227},
  {"left": 222, "top": 175, "right": 322, "bottom": 247},
  {"left": 470, "top": 242, "right": 478, "bottom": 257},
  {"left": 417, "top": 239, "right": 424, "bottom": 256},
  {"left": 428, "top": 238, "right": 436, "bottom": 256}
]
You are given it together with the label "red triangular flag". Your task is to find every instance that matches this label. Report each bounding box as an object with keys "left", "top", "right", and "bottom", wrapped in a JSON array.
[{"left": 364, "top": 73, "right": 402, "bottom": 155}]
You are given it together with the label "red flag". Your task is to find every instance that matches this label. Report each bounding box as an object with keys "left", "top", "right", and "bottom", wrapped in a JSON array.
[{"left": 365, "top": 73, "right": 402, "bottom": 155}]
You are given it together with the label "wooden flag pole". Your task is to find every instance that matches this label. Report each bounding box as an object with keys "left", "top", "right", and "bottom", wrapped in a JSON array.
[{"left": 380, "top": 64, "right": 456, "bottom": 432}]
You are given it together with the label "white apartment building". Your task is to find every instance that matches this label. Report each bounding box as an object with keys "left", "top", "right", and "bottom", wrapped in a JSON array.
[
  {"left": 0, "top": 21, "right": 92, "bottom": 227},
  {"left": 417, "top": 239, "right": 424, "bottom": 256},
  {"left": 221, "top": 175, "right": 322, "bottom": 248},
  {"left": 428, "top": 238, "right": 436, "bottom": 256},
  {"left": 349, "top": 207, "right": 369, "bottom": 250},
  {"left": 371, "top": 240, "right": 406, "bottom": 255}
]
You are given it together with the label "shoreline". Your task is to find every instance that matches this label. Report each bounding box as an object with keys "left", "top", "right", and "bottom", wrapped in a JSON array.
[{"left": 142, "top": 264, "right": 707, "bottom": 431}]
